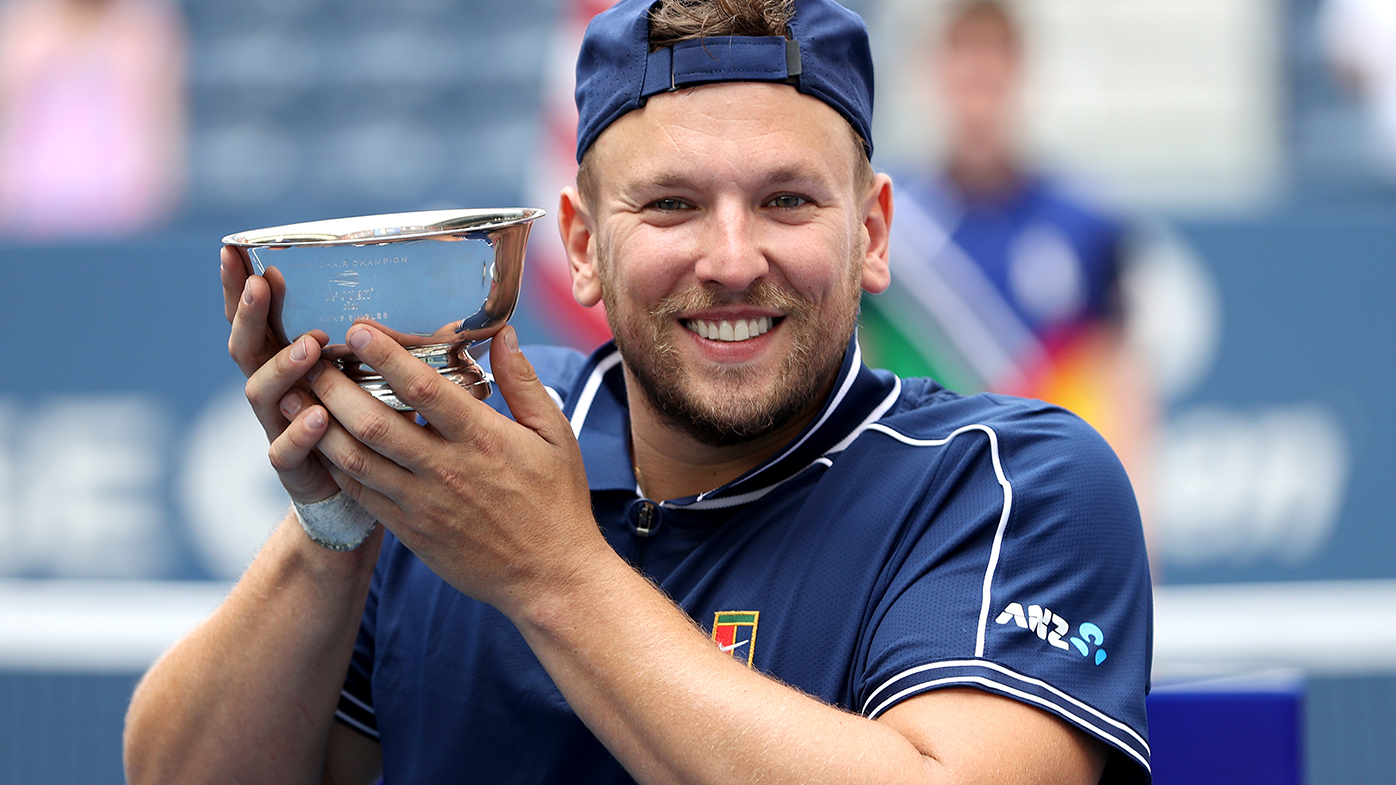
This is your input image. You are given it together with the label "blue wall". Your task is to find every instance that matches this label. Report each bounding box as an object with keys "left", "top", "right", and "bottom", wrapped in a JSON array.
[{"left": 1167, "top": 210, "right": 1396, "bottom": 584}]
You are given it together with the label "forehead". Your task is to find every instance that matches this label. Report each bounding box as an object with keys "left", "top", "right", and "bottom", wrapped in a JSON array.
[
  {"left": 944, "top": 10, "right": 1019, "bottom": 52},
  {"left": 586, "top": 82, "right": 861, "bottom": 191}
]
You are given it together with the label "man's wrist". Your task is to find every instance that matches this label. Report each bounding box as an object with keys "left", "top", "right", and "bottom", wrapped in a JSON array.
[
  {"left": 511, "top": 541, "right": 654, "bottom": 640},
  {"left": 268, "top": 507, "right": 382, "bottom": 589},
  {"left": 293, "top": 492, "right": 377, "bottom": 551}
]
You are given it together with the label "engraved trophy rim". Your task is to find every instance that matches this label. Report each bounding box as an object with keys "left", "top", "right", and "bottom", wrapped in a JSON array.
[
  {"left": 220, "top": 207, "right": 546, "bottom": 249},
  {"left": 221, "top": 207, "right": 545, "bottom": 411}
]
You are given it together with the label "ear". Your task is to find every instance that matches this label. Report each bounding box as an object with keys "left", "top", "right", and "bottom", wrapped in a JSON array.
[
  {"left": 558, "top": 186, "right": 603, "bottom": 307},
  {"left": 860, "top": 172, "right": 893, "bottom": 294}
]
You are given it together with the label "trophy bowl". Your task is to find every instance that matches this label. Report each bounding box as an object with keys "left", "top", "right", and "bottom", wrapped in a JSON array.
[{"left": 223, "top": 208, "right": 545, "bottom": 411}]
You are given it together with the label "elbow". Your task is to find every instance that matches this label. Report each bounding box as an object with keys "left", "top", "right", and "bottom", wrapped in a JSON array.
[
  {"left": 123, "top": 680, "right": 158, "bottom": 785},
  {"left": 123, "top": 671, "right": 182, "bottom": 785}
]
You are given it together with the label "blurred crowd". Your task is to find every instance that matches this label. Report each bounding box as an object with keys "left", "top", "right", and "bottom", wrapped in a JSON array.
[
  {"left": 0, "top": 0, "right": 1379, "bottom": 582},
  {"left": 0, "top": 0, "right": 184, "bottom": 239},
  {"left": 0, "top": 0, "right": 1390, "bottom": 238},
  {"left": 1321, "top": 0, "right": 1396, "bottom": 176}
]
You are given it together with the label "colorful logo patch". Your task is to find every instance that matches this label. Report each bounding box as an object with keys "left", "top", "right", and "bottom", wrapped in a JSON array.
[
  {"left": 995, "top": 601, "right": 1108, "bottom": 665},
  {"left": 712, "top": 611, "right": 759, "bottom": 667}
]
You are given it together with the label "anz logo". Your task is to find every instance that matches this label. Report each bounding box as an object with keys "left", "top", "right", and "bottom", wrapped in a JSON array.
[{"left": 995, "top": 602, "right": 1108, "bottom": 665}]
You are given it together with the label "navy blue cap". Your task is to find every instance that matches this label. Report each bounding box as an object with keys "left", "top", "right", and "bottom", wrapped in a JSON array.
[{"left": 574, "top": 0, "right": 874, "bottom": 163}]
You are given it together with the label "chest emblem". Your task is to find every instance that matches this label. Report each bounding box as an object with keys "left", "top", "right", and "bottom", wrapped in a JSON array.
[{"left": 712, "top": 611, "right": 760, "bottom": 667}]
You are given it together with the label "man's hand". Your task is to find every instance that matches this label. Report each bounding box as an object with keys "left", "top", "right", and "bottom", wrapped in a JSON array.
[
  {"left": 304, "top": 322, "right": 604, "bottom": 614},
  {"left": 221, "top": 245, "right": 340, "bottom": 505}
]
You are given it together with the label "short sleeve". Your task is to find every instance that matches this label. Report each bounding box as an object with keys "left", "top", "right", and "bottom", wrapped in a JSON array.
[
  {"left": 335, "top": 557, "right": 381, "bottom": 741},
  {"left": 855, "top": 406, "right": 1152, "bottom": 782}
]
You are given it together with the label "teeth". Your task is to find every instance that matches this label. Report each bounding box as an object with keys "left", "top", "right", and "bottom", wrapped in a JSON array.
[{"left": 685, "top": 316, "right": 773, "bottom": 343}]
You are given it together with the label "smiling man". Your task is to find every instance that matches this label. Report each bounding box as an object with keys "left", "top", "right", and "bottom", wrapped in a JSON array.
[{"left": 125, "top": 1, "right": 1152, "bottom": 783}]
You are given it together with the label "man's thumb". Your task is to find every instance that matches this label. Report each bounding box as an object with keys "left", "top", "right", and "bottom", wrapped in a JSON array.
[{"left": 489, "top": 327, "right": 569, "bottom": 442}]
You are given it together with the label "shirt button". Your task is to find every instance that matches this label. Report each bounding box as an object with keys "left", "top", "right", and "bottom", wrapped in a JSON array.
[{"left": 627, "top": 498, "right": 661, "bottom": 537}]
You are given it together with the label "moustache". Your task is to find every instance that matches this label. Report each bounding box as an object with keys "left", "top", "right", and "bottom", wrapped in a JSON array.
[{"left": 649, "top": 280, "right": 814, "bottom": 322}]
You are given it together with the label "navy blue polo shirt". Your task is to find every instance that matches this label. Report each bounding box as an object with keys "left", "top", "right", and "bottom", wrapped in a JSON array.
[{"left": 336, "top": 338, "right": 1153, "bottom": 783}]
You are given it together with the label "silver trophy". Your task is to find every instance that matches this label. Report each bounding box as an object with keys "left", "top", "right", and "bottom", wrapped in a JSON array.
[{"left": 223, "top": 208, "right": 544, "bottom": 410}]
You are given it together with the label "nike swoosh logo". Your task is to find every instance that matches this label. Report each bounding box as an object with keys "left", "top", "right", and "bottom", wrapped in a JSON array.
[{"left": 719, "top": 640, "right": 748, "bottom": 653}]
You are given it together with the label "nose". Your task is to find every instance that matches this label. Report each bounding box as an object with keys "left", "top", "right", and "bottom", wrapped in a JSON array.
[{"left": 693, "top": 201, "right": 768, "bottom": 291}]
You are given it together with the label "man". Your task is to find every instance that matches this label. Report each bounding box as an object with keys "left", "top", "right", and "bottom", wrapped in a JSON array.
[{"left": 124, "top": 0, "right": 1151, "bottom": 782}]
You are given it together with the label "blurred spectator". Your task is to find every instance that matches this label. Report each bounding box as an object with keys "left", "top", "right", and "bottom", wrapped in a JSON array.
[
  {"left": 1319, "top": 0, "right": 1396, "bottom": 177},
  {"left": 0, "top": 0, "right": 186, "bottom": 240},
  {"left": 861, "top": 0, "right": 1158, "bottom": 550}
]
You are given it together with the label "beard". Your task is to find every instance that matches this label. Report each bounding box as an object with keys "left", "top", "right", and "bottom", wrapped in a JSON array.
[{"left": 601, "top": 258, "right": 863, "bottom": 448}]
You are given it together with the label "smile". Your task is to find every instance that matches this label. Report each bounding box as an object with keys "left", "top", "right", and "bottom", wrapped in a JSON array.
[{"left": 683, "top": 316, "right": 775, "bottom": 343}]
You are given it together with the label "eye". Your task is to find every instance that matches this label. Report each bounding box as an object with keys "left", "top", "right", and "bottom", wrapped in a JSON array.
[
  {"left": 765, "top": 194, "right": 809, "bottom": 209},
  {"left": 647, "top": 198, "right": 692, "bottom": 212}
]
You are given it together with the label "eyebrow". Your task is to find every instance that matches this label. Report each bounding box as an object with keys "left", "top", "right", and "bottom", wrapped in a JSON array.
[
  {"left": 755, "top": 165, "right": 820, "bottom": 190},
  {"left": 637, "top": 164, "right": 829, "bottom": 193}
]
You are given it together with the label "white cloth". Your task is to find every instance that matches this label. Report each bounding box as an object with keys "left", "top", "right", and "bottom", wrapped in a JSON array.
[{"left": 292, "top": 493, "right": 376, "bottom": 551}]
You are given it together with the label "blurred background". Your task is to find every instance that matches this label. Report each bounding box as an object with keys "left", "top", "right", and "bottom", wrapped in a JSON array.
[{"left": 0, "top": 0, "right": 1391, "bottom": 780}]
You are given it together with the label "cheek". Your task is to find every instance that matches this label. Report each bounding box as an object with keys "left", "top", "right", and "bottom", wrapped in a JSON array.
[
  {"left": 609, "top": 225, "right": 701, "bottom": 292},
  {"left": 765, "top": 224, "right": 860, "bottom": 303}
]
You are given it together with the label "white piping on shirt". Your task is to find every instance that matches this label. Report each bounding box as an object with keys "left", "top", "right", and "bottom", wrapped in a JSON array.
[
  {"left": 569, "top": 350, "right": 624, "bottom": 438},
  {"left": 544, "top": 385, "right": 564, "bottom": 410},
  {"left": 335, "top": 688, "right": 380, "bottom": 739},
  {"left": 559, "top": 358, "right": 1139, "bottom": 764},
  {"left": 334, "top": 709, "right": 381, "bottom": 740},
  {"left": 339, "top": 688, "right": 375, "bottom": 715},
  {"left": 826, "top": 376, "right": 901, "bottom": 455},
  {"left": 861, "top": 658, "right": 1150, "bottom": 756},
  {"left": 860, "top": 422, "right": 1012, "bottom": 658},
  {"left": 695, "top": 340, "right": 865, "bottom": 502},
  {"left": 862, "top": 666, "right": 1149, "bottom": 772},
  {"left": 567, "top": 358, "right": 1010, "bottom": 649}
]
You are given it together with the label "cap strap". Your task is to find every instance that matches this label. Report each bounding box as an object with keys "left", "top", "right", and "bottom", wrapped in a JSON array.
[{"left": 641, "top": 36, "right": 798, "bottom": 98}]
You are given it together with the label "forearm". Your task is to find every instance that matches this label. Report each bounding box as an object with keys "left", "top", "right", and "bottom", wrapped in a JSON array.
[
  {"left": 124, "top": 512, "right": 380, "bottom": 785},
  {"left": 511, "top": 553, "right": 937, "bottom": 785}
]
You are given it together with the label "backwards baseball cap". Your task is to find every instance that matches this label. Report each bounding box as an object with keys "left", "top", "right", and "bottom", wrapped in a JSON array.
[{"left": 574, "top": 0, "right": 875, "bottom": 163}]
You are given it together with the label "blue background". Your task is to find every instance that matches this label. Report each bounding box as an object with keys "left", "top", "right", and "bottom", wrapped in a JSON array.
[{"left": 2, "top": 0, "right": 1395, "bottom": 780}]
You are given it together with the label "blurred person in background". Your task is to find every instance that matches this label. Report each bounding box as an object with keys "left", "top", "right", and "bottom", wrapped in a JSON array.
[
  {"left": 0, "top": 0, "right": 186, "bottom": 240},
  {"left": 860, "top": 0, "right": 1158, "bottom": 557},
  {"left": 1320, "top": 0, "right": 1396, "bottom": 179}
]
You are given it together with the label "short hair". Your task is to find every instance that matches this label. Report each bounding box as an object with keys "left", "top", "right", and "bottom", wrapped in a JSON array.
[
  {"left": 648, "top": 0, "right": 793, "bottom": 48},
  {"left": 576, "top": 0, "right": 874, "bottom": 207}
]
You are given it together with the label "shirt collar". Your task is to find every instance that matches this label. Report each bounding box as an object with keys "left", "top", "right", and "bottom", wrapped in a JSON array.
[{"left": 563, "top": 333, "right": 900, "bottom": 506}]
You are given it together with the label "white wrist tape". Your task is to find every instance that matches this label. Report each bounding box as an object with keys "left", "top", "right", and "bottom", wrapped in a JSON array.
[{"left": 292, "top": 492, "right": 377, "bottom": 551}]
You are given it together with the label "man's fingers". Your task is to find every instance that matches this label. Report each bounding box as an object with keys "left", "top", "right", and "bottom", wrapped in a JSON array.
[
  {"left": 488, "top": 327, "right": 573, "bottom": 446},
  {"left": 266, "top": 402, "right": 340, "bottom": 503},
  {"left": 315, "top": 412, "right": 413, "bottom": 513},
  {"left": 339, "top": 324, "right": 483, "bottom": 442},
  {"left": 220, "top": 246, "right": 250, "bottom": 324},
  {"left": 244, "top": 337, "right": 327, "bottom": 439},
  {"left": 324, "top": 463, "right": 401, "bottom": 532},
  {"left": 228, "top": 273, "right": 278, "bottom": 377},
  {"left": 309, "top": 361, "right": 424, "bottom": 480}
]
